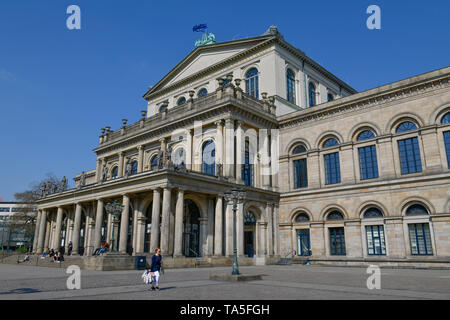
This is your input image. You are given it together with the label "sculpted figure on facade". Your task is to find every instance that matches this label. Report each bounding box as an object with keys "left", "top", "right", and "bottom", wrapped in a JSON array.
[
  {"left": 125, "top": 158, "right": 132, "bottom": 178},
  {"left": 101, "top": 165, "right": 108, "bottom": 182},
  {"left": 157, "top": 149, "right": 164, "bottom": 170},
  {"left": 79, "top": 171, "right": 86, "bottom": 189},
  {"left": 60, "top": 176, "right": 67, "bottom": 192}
]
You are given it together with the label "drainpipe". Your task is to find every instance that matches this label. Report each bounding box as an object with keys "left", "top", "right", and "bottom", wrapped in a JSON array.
[{"left": 302, "top": 60, "right": 308, "bottom": 109}]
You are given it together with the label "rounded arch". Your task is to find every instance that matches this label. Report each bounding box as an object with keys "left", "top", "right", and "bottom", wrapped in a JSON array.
[
  {"left": 286, "top": 138, "right": 311, "bottom": 154},
  {"left": 243, "top": 201, "right": 264, "bottom": 222},
  {"left": 176, "top": 96, "right": 187, "bottom": 106},
  {"left": 386, "top": 113, "right": 424, "bottom": 134},
  {"left": 429, "top": 103, "right": 450, "bottom": 125},
  {"left": 289, "top": 207, "right": 313, "bottom": 224},
  {"left": 348, "top": 122, "right": 381, "bottom": 142},
  {"left": 242, "top": 64, "right": 260, "bottom": 79},
  {"left": 315, "top": 131, "right": 343, "bottom": 149},
  {"left": 184, "top": 194, "right": 206, "bottom": 218},
  {"left": 197, "top": 88, "right": 208, "bottom": 97},
  {"left": 400, "top": 197, "right": 435, "bottom": 216},
  {"left": 320, "top": 204, "right": 348, "bottom": 221},
  {"left": 357, "top": 201, "right": 389, "bottom": 219}
]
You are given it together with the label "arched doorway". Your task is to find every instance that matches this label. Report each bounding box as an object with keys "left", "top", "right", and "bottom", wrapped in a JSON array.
[
  {"left": 244, "top": 211, "right": 257, "bottom": 257},
  {"left": 183, "top": 199, "right": 201, "bottom": 257}
]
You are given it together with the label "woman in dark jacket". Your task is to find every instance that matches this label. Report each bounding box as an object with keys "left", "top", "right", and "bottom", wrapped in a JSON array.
[{"left": 149, "top": 248, "right": 162, "bottom": 291}]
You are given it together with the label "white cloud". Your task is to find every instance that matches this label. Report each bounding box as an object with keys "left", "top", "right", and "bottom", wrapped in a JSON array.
[{"left": 0, "top": 69, "right": 16, "bottom": 82}]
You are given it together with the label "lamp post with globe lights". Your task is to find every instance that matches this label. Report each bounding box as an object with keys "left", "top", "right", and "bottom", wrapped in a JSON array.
[{"left": 105, "top": 200, "right": 123, "bottom": 252}]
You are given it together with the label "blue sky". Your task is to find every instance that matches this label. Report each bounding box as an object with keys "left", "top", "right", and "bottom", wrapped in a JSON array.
[{"left": 0, "top": 0, "right": 449, "bottom": 201}]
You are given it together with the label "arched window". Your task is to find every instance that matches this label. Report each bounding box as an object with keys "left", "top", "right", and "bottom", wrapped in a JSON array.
[
  {"left": 405, "top": 204, "right": 429, "bottom": 216},
  {"left": 323, "top": 138, "right": 341, "bottom": 185},
  {"left": 198, "top": 88, "right": 208, "bottom": 97},
  {"left": 244, "top": 212, "right": 257, "bottom": 225},
  {"left": 202, "top": 140, "right": 215, "bottom": 176},
  {"left": 396, "top": 122, "right": 422, "bottom": 175},
  {"left": 323, "top": 138, "right": 339, "bottom": 148},
  {"left": 150, "top": 155, "right": 158, "bottom": 171},
  {"left": 441, "top": 112, "right": 450, "bottom": 124},
  {"left": 357, "top": 131, "right": 379, "bottom": 180},
  {"left": 327, "top": 93, "right": 334, "bottom": 102},
  {"left": 396, "top": 121, "right": 418, "bottom": 134},
  {"left": 308, "top": 82, "right": 316, "bottom": 107},
  {"left": 174, "top": 148, "right": 186, "bottom": 169},
  {"left": 363, "top": 207, "right": 383, "bottom": 219},
  {"left": 295, "top": 212, "right": 310, "bottom": 223},
  {"left": 245, "top": 68, "right": 259, "bottom": 98},
  {"left": 357, "top": 130, "right": 376, "bottom": 141},
  {"left": 405, "top": 204, "right": 432, "bottom": 256},
  {"left": 131, "top": 161, "right": 138, "bottom": 175},
  {"left": 286, "top": 69, "right": 295, "bottom": 103},
  {"left": 111, "top": 167, "right": 118, "bottom": 179},
  {"left": 159, "top": 104, "right": 168, "bottom": 113},
  {"left": 242, "top": 140, "right": 254, "bottom": 186},
  {"left": 327, "top": 210, "right": 344, "bottom": 221},
  {"left": 177, "top": 97, "right": 186, "bottom": 106},
  {"left": 292, "top": 145, "right": 307, "bottom": 155}
]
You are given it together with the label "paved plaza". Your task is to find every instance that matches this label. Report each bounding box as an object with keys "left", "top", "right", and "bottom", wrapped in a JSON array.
[{"left": 0, "top": 264, "right": 449, "bottom": 300}]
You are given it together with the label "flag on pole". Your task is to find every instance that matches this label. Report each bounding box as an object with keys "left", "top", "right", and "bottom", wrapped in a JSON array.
[{"left": 193, "top": 24, "right": 207, "bottom": 32}]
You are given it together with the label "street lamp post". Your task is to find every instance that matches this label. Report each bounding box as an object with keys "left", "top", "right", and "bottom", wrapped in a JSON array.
[
  {"left": 105, "top": 200, "right": 123, "bottom": 252},
  {"left": 224, "top": 188, "right": 246, "bottom": 276}
]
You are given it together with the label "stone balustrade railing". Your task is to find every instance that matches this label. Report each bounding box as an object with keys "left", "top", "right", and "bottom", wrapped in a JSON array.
[{"left": 99, "top": 87, "right": 276, "bottom": 147}]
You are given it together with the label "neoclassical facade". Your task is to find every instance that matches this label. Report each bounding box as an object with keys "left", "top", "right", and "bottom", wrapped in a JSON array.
[{"left": 33, "top": 27, "right": 450, "bottom": 268}]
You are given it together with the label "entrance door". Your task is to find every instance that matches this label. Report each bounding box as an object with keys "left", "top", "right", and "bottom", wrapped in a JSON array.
[
  {"left": 183, "top": 199, "right": 200, "bottom": 257},
  {"left": 297, "top": 229, "right": 311, "bottom": 256},
  {"left": 244, "top": 231, "right": 254, "bottom": 257}
]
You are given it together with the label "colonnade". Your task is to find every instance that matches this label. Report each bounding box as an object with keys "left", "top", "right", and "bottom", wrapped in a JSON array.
[{"left": 34, "top": 188, "right": 280, "bottom": 259}]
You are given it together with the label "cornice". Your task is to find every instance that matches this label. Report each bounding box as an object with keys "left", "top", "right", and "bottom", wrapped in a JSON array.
[{"left": 279, "top": 72, "right": 450, "bottom": 130}]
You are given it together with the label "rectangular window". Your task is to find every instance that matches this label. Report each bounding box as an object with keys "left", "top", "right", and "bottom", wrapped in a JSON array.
[
  {"left": 398, "top": 137, "right": 422, "bottom": 174},
  {"left": 444, "top": 131, "right": 450, "bottom": 169},
  {"left": 408, "top": 223, "right": 433, "bottom": 256},
  {"left": 0, "top": 208, "right": 10, "bottom": 212},
  {"left": 365, "top": 225, "right": 386, "bottom": 255},
  {"left": 329, "top": 227, "right": 346, "bottom": 256},
  {"left": 324, "top": 152, "right": 341, "bottom": 185},
  {"left": 297, "top": 229, "right": 311, "bottom": 256},
  {"left": 359, "top": 145, "right": 379, "bottom": 180},
  {"left": 293, "top": 159, "right": 308, "bottom": 189}
]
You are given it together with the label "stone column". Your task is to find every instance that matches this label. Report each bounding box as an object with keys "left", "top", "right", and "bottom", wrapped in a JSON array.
[
  {"left": 106, "top": 212, "right": 112, "bottom": 244},
  {"left": 384, "top": 218, "right": 407, "bottom": 258},
  {"left": 186, "top": 129, "right": 193, "bottom": 170},
  {"left": 266, "top": 203, "right": 274, "bottom": 256},
  {"left": 65, "top": 211, "right": 73, "bottom": 254},
  {"left": 33, "top": 210, "right": 42, "bottom": 253},
  {"left": 270, "top": 130, "right": 279, "bottom": 189},
  {"left": 215, "top": 120, "right": 224, "bottom": 176},
  {"left": 310, "top": 223, "right": 326, "bottom": 257},
  {"left": 135, "top": 212, "right": 146, "bottom": 255},
  {"left": 44, "top": 220, "right": 51, "bottom": 252},
  {"left": 93, "top": 199, "right": 104, "bottom": 251},
  {"left": 237, "top": 202, "right": 244, "bottom": 256},
  {"left": 344, "top": 221, "right": 363, "bottom": 258},
  {"left": 132, "top": 199, "right": 140, "bottom": 255},
  {"left": 160, "top": 187, "right": 172, "bottom": 256},
  {"left": 199, "top": 218, "right": 208, "bottom": 257},
  {"left": 53, "top": 207, "right": 64, "bottom": 251},
  {"left": 207, "top": 197, "right": 215, "bottom": 256},
  {"left": 236, "top": 120, "right": 244, "bottom": 183},
  {"left": 261, "top": 224, "right": 267, "bottom": 256},
  {"left": 119, "top": 194, "right": 130, "bottom": 254},
  {"left": 173, "top": 188, "right": 184, "bottom": 257},
  {"left": 261, "top": 129, "right": 271, "bottom": 187},
  {"left": 118, "top": 152, "right": 125, "bottom": 178},
  {"left": 224, "top": 119, "right": 235, "bottom": 179},
  {"left": 138, "top": 146, "right": 144, "bottom": 173},
  {"left": 150, "top": 188, "right": 161, "bottom": 253},
  {"left": 421, "top": 128, "right": 443, "bottom": 172},
  {"left": 273, "top": 204, "right": 280, "bottom": 255},
  {"left": 225, "top": 202, "right": 233, "bottom": 256},
  {"left": 377, "top": 137, "right": 396, "bottom": 179},
  {"left": 71, "top": 203, "right": 83, "bottom": 255},
  {"left": 48, "top": 216, "right": 54, "bottom": 250},
  {"left": 86, "top": 217, "right": 96, "bottom": 256},
  {"left": 96, "top": 158, "right": 102, "bottom": 182},
  {"left": 37, "top": 210, "right": 47, "bottom": 254},
  {"left": 214, "top": 195, "right": 223, "bottom": 256}
]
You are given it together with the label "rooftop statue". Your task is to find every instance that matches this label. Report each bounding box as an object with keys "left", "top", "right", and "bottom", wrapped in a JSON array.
[{"left": 195, "top": 31, "right": 216, "bottom": 47}]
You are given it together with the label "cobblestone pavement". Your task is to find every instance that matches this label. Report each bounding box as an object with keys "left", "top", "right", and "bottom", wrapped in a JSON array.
[{"left": 0, "top": 264, "right": 449, "bottom": 300}]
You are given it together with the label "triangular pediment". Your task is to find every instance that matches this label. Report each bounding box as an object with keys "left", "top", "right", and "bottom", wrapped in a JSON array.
[{"left": 145, "top": 35, "right": 275, "bottom": 98}]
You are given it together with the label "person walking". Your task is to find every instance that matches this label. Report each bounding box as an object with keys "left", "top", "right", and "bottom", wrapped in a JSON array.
[
  {"left": 149, "top": 248, "right": 162, "bottom": 291},
  {"left": 68, "top": 241, "right": 73, "bottom": 256}
]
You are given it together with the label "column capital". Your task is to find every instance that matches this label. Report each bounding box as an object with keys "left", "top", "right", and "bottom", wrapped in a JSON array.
[
  {"left": 159, "top": 137, "right": 166, "bottom": 143},
  {"left": 119, "top": 151, "right": 125, "bottom": 157},
  {"left": 214, "top": 120, "right": 224, "bottom": 127},
  {"left": 236, "top": 120, "right": 243, "bottom": 128},
  {"left": 138, "top": 145, "right": 145, "bottom": 151}
]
